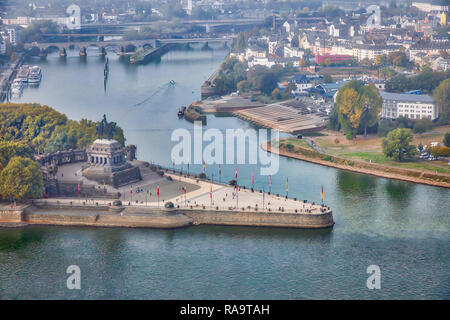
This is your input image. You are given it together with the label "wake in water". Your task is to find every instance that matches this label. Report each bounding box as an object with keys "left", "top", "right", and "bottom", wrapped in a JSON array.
[{"left": 127, "top": 80, "right": 176, "bottom": 109}]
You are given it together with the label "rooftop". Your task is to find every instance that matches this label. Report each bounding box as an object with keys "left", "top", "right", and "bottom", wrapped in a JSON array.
[{"left": 380, "top": 91, "right": 435, "bottom": 103}]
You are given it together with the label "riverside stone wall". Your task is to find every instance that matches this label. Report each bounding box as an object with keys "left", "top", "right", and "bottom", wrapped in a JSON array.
[
  {"left": 0, "top": 209, "right": 24, "bottom": 222},
  {"left": 183, "top": 209, "right": 334, "bottom": 229},
  {"left": 3, "top": 204, "right": 334, "bottom": 229}
]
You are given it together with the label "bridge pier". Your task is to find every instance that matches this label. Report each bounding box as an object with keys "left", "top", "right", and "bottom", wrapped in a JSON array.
[
  {"left": 59, "top": 47, "right": 67, "bottom": 57},
  {"left": 39, "top": 48, "right": 47, "bottom": 58}
]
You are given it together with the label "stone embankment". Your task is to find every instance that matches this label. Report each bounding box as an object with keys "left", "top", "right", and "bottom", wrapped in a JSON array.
[{"left": 0, "top": 202, "right": 334, "bottom": 229}]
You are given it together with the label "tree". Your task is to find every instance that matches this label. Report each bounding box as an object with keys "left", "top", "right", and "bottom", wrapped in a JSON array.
[
  {"left": 359, "top": 84, "right": 382, "bottom": 137},
  {"left": 237, "top": 80, "right": 251, "bottom": 93},
  {"left": 377, "top": 119, "right": 396, "bottom": 137},
  {"left": 0, "top": 156, "right": 43, "bottom": 201},
  {"left": 20, "top": 20, "right": 59, "bottom": 44},
  {"left": 412, "top": 118, "right": 433, "bottom": 133},
  {"left": 433, "top": 78, "right": 450, "bottom": 125},
  {"left": 247, "top": 65, "right": 278, "bottom": 95},
  {"left": 323, "top": 74, "right": 333, "bottom": 83},
  {"left": 233, "top": 32, "right": 247, "bottom": 52},
  {"left": 444, "top": 132, "right": 450, "bottom": 147},
  {"left": 382, "top": 128, "right": 416, "bottom": 161},
  {"left": 335, "top": 81, "right": 382, "bottom": 139},
  {"left": 0, "top": 141, "right": 34, "bottom": 170}
]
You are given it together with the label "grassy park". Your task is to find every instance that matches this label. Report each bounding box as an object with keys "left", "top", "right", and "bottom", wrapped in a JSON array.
[{"left": 278, "top": 125, "right": 450, "bottom": 178}]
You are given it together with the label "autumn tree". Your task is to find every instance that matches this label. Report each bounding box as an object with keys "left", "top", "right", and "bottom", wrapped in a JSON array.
[
  {"left": 0, "top": 141, "right": 34, "bottom": 170},
  {"left": 382, "top": 128, "right": 416, "bottom": 161},
  {"left": 0, "top": 156, "right": 43, "bottom": 201},
  {"left": 335, "top": 81, "right": 382, "bottom": 139},
  {"left": 444, "top": 132, "right": 450, "bottom": 147},
  {"left": 433, "top": 78, "right": 450, "bottom": 125}
]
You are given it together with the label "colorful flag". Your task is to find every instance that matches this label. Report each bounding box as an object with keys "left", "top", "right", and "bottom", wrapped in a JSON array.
[
  {"left": 184, "top": 186, "right": 187, "bottom": 194},
  {"left": 321, "top": 185, "right": 324, "bottom": 199},
  {"left": 210, "top": 185, "right": 212, "bottom": 199},
  {"left": 157, "top": 186, "right": 160, "bottom": 197},
  {"left": 202, "top": 161, "right": 205, "bottom": 173},
  {"left": 286, "top": 178, "right": 289, "bottom": 192},
  {"left": 130, "top": 186, "right": 133, "bottom": 195},
  {"left": 218, "top": 165, "right": 221, "bottom": 177},
  {"left": 235, "top": 167, "right": 238, "bottom": 180},
  {"left": 173, "top": 159, "right": 175, "bottom": 170}
]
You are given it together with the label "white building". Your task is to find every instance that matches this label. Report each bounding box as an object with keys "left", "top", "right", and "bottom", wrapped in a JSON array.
[
  {"left": 290, "top": 74, "right": 312, "bottom": 95},
  {"left": 284, "top": 45, "right": 304, "bottom": 58},
  {"left": 380, "top": 91, "right": 438, "bottom": 120},
  {"left": 245, "top": 45, "right": 266, "bottom": 60},
  {"left": 353, "top": 44, "right": 401, "bottom": 61},
  {"left": 6, "top": 28, "right": 17, "bottom": 45}
]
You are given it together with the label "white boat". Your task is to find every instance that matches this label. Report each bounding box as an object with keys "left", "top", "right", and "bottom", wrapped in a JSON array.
[
  {"left": 28, "top": 66, "right": 42, "bottom": 83},
  {"left": 11, "top": 78, "right": 24, "bottom": 95},
  {"left": 16, "top": 65, "right": 30, "bottom": 83}
]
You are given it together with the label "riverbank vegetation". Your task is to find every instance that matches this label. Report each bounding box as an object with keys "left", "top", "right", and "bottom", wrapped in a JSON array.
[
  {"left": 0, "top": 141, "right": 43, "bottom": 201},
  {"left": 0, "top": 103, "right": 127, "bottom": 201},
  {"left": 214, "top": 56, "right": 297, "bottom": 103},
  {"left": 288, "top": 126, "right": 450, "bottom": 172},
  {"left": 0, "top": 103, "right": 125, "bottom": 154},
  {"left": 274, "top": 128, "right": 450, "bottom": 186}
]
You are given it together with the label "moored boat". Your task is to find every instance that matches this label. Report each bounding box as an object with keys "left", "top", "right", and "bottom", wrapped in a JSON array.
[
  {"left": 11, "top": 78, "right": 24, "bottom": 95},
  {"left": 16, "top": 65, "right": 30, "bottom": 83},
  {"left": 177, "top": 106, "right": 187, "bottom": 117},
  {"left": 28, "top": 66, "right": 42, "bottom": 84}
]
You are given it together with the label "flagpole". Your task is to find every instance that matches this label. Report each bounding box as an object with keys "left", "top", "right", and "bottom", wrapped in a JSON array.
[{"left": 262, "top": 186, "right": 265, "bottom": 211}]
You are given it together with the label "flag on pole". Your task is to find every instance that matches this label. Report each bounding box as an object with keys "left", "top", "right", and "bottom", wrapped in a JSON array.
[
  {"left": 210, "top": 185, "right": 212, "bottom": 199},
  {"left": 321, "top": 185, "right": 324, "bottom": 199},
  {"left": 218, "top": 165, "right": 221, "bottom": 177},
  {"left": 286, "top": 178, "right": 289, "bottom": 192},
  {"left": 202, "top": 161, "right": 205, "bottom": 173},
  {"left": 184, "top": 186, "right": 187, "bottom": 195},
  {"left": 173, "top": 159, "right": 175, "bottom": 171},
  {"left": 130, "top": 186, "right": 133, "bottom": 195},
  {"left": 235, "top": 167, "right": 238, "bottom": 180},
  {"left": 157, "top": 186, "right": 160, "bottom": 197}
]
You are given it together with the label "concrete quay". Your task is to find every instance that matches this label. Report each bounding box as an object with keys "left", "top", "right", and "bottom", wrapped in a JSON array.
[{"left": 0, "top": 173, "right": 334, "bottom": 229}]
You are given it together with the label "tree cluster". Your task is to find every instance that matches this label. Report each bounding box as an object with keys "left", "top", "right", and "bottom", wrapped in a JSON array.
[
  {"left": 386, "top": 68, "right": 450, "bottom": 94},
  {"left": 0, "top": 103, "right": 126, "bottom": 154},
  {"left": 0, "top": 141, "right": 43, "bottom": 201},
  {"left": 382, "top": 128, "right": 416, "bottom": 162},
  {"left": 335, "top": 81, "right": 382, "bottom": 139}
]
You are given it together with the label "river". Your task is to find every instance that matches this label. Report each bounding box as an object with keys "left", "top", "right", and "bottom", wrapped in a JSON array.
[{"left": 0, "top": 46, "right": 448, "bottom": 299}]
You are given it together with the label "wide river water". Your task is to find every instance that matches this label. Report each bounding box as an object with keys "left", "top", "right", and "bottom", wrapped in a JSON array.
[{"left": 1, "top": 46, "right": 449, "bottom": 299}]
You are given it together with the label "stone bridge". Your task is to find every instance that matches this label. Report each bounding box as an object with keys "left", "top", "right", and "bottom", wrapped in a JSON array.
[{"left": 25, "top": 37, "right": 233, "bottom": 52}]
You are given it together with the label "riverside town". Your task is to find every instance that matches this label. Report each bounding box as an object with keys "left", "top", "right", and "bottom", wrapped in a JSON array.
[{"left": 0, "top": 0, "right": 448, "bottom": 306}]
